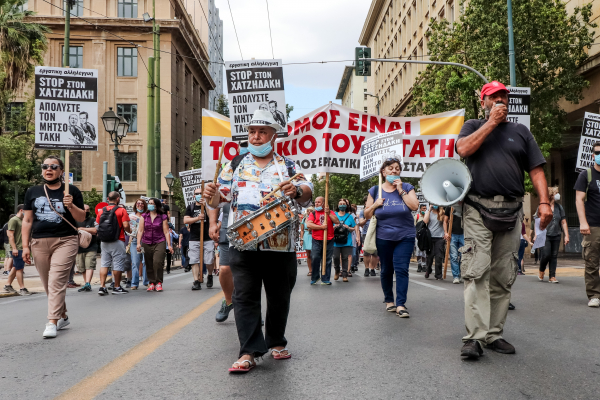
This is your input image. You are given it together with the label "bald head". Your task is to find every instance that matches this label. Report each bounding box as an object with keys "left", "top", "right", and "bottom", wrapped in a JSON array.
[
  {"left": 108, "top": 191, "right": 121, "bottom": 203},
  {"left": 314, "top": 197, "right": 324, "bottom": 208}
]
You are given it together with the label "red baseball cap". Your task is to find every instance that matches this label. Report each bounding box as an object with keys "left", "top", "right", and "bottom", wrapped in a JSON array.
[{"left": 480, "top": 81, "right": 509, "bottom": 100}]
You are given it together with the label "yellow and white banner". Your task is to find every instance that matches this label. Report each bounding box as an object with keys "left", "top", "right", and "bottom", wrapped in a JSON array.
[
  {"left": 277, "top": 104, "right": 464, "bottom": 177},
  {"left": 201, "top": 109, "right": 239, "bottom": 181}
]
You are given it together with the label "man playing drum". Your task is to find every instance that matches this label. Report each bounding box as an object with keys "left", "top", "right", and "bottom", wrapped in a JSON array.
[{"left": 204, "top": 109, "right": 313, "bottom": 373}]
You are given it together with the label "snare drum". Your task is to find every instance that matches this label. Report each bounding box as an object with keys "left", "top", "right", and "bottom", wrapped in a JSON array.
[{"left": 227, "top": 196, "right": 299, "bottom": 251}]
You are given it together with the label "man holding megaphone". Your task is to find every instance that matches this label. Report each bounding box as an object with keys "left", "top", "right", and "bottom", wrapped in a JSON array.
[{"left": 455, "top": 81, "right": 552, "bottom": 359}]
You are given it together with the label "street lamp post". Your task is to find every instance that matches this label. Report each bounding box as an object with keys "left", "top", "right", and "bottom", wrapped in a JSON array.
[
  {"left": 164, "top": 172, "right": 174, "bottom": 223},
  {"left": 101, "top": 107, "right": 129, "bottom": 176}
]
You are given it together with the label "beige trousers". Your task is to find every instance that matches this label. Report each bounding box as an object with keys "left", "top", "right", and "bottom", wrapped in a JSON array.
[
  {"left": 582, "top": 226, "right": 600, "bottom": 300},
  {"left": 31, "top": 236, "right": 79, "bottom": 320},
  {"left": 461, "top": 195, "right": 522, "bottom": 345}
]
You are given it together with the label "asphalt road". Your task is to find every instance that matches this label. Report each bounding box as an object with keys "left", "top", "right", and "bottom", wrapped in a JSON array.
[{"left": 1, "top": 263, "right": 599, "bottom": 400}]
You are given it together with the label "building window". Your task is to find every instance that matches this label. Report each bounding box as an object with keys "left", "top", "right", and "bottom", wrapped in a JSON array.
[
  {"left": 117, "top": 47, "right": 137, "bottom": 77},
  {"left": 116, "top": 152, "right": 137, "bottom": 181},
  {"left": 62, "top": 46, "right": 83, "bottom": 68},
  {"left": 118, "top": 0, "right": 138, "bottom": 18},
  {"left": 69, "top": 151, "right": 82, "bottom": 182},
  {"left": 4, "top": 102, "right": 26, "bottom": 132},
  {"left": 364, "top": 107, "right": 368, "bottom": 113},
  {"left": 64, "top": 0, "right": 84, "bottom": 17},
  {"left": 117, "top": 104, "right": 137, "bottom": 132}
]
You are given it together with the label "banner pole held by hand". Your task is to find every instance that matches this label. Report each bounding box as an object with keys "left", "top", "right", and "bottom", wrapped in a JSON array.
[
  {"left": 322, "top": 173, "right": 329, "bottom": 276},
  {"left": 213, "top": 139, "right": 226, "bottom": 183},
  {"left": 200, "top": 181, "right": 205, "bottom": 283},
  {"left": 64, "top": 150, "right": 70, "bottom": 195}
]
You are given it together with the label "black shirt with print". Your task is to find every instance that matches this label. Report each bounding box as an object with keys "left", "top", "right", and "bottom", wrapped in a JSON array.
[
  {"left": 574, "top": 167, "right": 600, "bottom": 227},
  {"left": 24, "top": 184, "right": 84, "bottom": 239},
  {"left": 185, "top": 203, "right": 211, "bottom": 242}
]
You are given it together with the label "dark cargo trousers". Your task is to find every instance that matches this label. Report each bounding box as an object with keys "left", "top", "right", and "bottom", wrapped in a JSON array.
[
  {"left": 582, "top": 226, "right": 600, "bottom": 300},
  {"left": 461, "top": 195, "right": 522, "bottom": 345}
]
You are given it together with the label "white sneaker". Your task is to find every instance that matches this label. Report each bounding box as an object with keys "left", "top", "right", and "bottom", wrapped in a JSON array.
[
  {"left": 57, "top": 317, "right": 70, "bottom": 331},
  {"left": 43, "top": 323, "right": 57, "bottom": 338},
  {"left": 588, "top": 298, "right": 600, "bottom": 308},
  {"left": 453, "top": 278, "right": 460, "bottom": 284}
]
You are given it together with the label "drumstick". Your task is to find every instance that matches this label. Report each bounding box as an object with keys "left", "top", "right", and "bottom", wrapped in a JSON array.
[
  {"left": 213, "top": 139, "right": 226, "bottom": 183},
  {"left": 260, "top": 173, "right": 302, "bottom": 202}
]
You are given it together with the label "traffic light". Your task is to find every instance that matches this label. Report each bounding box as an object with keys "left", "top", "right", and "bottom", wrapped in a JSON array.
[
  {"left": 105, "top": 174, "right": 115, "bottom": 194},
  {"left": 355, "top": 47, "right": 372, "bottom": 76}
]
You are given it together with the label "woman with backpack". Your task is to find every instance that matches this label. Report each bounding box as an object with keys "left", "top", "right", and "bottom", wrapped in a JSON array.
[
  {"left": 136, "top": 198, "right": 172, "bottom": 292},
  {"left": 21, "top": 156, "right": 86, "bottom": 338},
  {"left": 536, "top": 187, "right": 569, "bottom": 283},
  {"left": 333, "top": 199, "right": 357, "bottom": 282},
  {"left": 423, "top": 205, "right": 449, "bottom": 280},
  {"left": 364, "top": 158, "right": 419, "bottom": 317}
]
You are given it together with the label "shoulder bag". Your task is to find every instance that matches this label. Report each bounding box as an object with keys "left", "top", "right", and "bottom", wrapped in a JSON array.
[
  {"left": 43, "top": 185, "right": 92, "bottom": 248},
  {"left": 362, "top": 185, "right": 380, "bottom": 254}
]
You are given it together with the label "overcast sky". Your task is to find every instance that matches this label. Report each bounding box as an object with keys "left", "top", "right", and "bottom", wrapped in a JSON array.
[{"left": 214, "top": 0, "right": 372, "bottom": 121}]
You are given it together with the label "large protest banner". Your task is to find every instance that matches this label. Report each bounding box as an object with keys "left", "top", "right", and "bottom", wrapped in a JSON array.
[
  {"left": 507, "top": 87, "right": 531, "bottom": 130},
  {"left": 576, "top": 112, "right": 600, "bottom": 171},
  {"left": 34, "top": 66, "right": 98, "bottom": 150},
  {"left": 277, "top": 103, "right": 463, "bottom": 177},
  {"left": 179, "top": 169, "right": 203, "bottom": 207},
  {"left": 225, "top": 59, "right": 287, "bottom": 141},
  {"left": 202, "top": 109, "right": 238, "bottom": 181},
  {"left": 360, "top": 129, "right": 403, "bottom": 181}
]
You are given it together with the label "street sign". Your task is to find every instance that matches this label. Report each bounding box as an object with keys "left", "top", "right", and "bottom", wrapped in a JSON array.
[
  {"left": 507, "top": 87, "right": 530, "bottom": 130},
  {"left": 34, "top": 66, "right": 99, "bottom": 150},
  {"left": 225, "top": 59, "right": 287, "bottom": 141},
  {"left": 95, "top": 202, "right": 108, "bottom": 216}
]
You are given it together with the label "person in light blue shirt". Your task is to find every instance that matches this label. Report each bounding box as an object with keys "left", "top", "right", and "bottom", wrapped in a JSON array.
[{"left": 333, "top": 198, "right": 356, "bottom": 282}]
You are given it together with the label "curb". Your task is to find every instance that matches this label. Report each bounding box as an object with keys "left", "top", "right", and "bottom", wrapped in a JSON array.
[{"left": 0, "top": 292, "right": 20, "bottom": 298}]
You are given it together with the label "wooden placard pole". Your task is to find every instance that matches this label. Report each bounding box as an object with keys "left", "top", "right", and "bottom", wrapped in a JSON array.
[
  {"left": 64, "top": 150, "right": 70, "bottom": 195},
  {"left": 213, "top": 139, "right": 226, "bottom": 183},
  {"left": 199, "top": 181, "right": 205, "bottom": 283},
  {"left": 322, "top": 173, "right": 329, "bottom": 276},
  {"left": 443, "top": 207, "right": 454, "bottom": 280}
]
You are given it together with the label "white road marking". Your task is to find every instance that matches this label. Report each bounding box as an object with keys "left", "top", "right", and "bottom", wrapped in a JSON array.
[{"left": 409, "top": 279, "right": 448, "bottom": 291}]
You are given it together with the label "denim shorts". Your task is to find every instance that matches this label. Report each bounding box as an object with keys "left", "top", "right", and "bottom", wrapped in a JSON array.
[
  {"left": 219, "top": 243, "right": 230, "bottom": 266},
  {"left": 12, "top": 250, "right": 24, "bottom": 270}
]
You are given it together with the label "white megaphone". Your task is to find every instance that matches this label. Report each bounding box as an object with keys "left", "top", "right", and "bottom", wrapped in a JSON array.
[{"left": 420, "top": 158, "right": 472, "bottom": 214}]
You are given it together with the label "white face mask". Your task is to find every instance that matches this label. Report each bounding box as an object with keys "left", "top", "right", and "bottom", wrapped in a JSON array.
[{"left": 554, "top": 193, "right": 560, "bottom": 202}]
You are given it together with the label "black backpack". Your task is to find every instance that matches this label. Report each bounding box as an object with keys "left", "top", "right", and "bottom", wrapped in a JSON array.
[
  {"left": 97, "top": 206, "right": 122, "bottom": 243},
  {"left": 334, "top": 214, "right": 352, "bottom": 245},
  {"left": 416, "top": 220, "right": 432, "bottom": 253}
]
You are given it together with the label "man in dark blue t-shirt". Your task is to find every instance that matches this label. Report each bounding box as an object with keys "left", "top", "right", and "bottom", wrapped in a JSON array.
[
  {"left": 456, "top": 81, "right": 552, "bottom": 359},
  {"left": 574, "top": 140, "right": 600, "bottom": 308}
]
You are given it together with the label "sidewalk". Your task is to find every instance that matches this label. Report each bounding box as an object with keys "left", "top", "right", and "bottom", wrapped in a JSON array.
[
  {"left": 0, "top": 256, "right": 183, "bottom": 298},
  {"left": 522, "top": 254, "right": 585, "bottom": 278}
]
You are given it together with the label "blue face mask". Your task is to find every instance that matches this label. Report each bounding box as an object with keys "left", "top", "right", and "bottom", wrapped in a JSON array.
[
  {"left": 137, "top": 208, "right": 144, "bottom": 213},
  {"left": 432, "top": 206, "right": 439, "bottom": 210},
  {"left": 195, "top": 194, "right": 202, "bottom": 202},
  {"left": 248, "top": 141, "right": 273, "bottom": 157},
  {"left": 148, "top": 205, "right": 156, "bottom": 211},
  {"left": 315, "top": 206, "right": 323, "bottom": 212},
  {"left": 596, "top": 154, "right": 600, "bottom": 166},
  {"left": 239, "top": 147, "right": 249, "bottom": 155},
  {"left": 386, "top": 175, "right": 401, "bottom": 184},
  {"left": 339, "top": 205, "right": 347, "bottom": 211}
]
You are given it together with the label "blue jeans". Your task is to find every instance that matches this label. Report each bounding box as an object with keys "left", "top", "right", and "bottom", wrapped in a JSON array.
[
  {"left": 376, "top": 237, "right": 414, "bottom": 307},
  {"left": 450, "top": 234, "right": 465, "bottom": 279},
  {"left": 130, "top": 239, "right": 147, "bottom": 287},
  {"left": 518, "top": 238, "right": 528, "bottom": 273}
]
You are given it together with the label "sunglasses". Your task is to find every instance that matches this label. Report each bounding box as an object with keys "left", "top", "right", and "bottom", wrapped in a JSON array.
[
  {"left": 41, "top": 164, "right": 60, "bottom": 170},
  {"left": 594, "top": 150, "right": 600, "bottom": 155}
]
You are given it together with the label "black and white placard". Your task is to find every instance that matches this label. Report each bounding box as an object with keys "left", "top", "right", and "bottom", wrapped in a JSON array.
[
  {"left": 179, "top": 168, "right": 204, "bottom": 207},
  {"left": 34, "top": 66, "right": 98, "bottom": 150},
  {"left": 225, "top": 59, "right": 287, "bottom": 141},
  {"left": 576, "top": 112, "right": 600, "bottom": 172},
  {"left": 359, "top": 129, "right": 403, "bottom": 182},
  {"left": 507, "top": 87, "right": 530, "bottom": 130}
]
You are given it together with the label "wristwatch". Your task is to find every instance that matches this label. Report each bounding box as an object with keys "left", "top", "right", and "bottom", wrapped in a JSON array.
[{"left": 293, "top": 185, "right": 303, "bottom": 199}]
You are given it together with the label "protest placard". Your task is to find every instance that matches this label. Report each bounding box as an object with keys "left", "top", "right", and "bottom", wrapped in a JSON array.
[
  {"left": 277, "top": 104, "right": 463, "bottom": 177},
  {"left": 507, "top": 87, "right": 531, "bottom": 130},
  {"left": 179, "top": 169, "right": 203, "bottom": 207},
  {"left": 576, "top": 112, "right": 600, "bottom": 172},
  {"left": 225, "top": 59, "right": 287, "bottom": 141},
  {"left": 34, "top": 66, "right": 98, "bottom": 150},
  {"left": 202, "top": 109, "right": 238, "bottom": 181},
  {"left": 360, "top": 129, "right": 403, "bottom": 181}
]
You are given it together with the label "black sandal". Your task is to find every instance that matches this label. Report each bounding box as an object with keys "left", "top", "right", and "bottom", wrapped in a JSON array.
[
  {"left": 386, "top": 304, "right": 396, "bottom": 312},
  {"left": 396, "top": 308, "right": 410, "bottom": 318}
]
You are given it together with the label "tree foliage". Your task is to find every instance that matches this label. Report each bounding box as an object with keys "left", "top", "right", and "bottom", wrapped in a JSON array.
[
  {"left": 81, "top": 188, "right": 103, "bottom": 216},
  {"left": 286, "top": 104, "right": 293, "bottom": 119},
  {"left": 409, "top": 0, "right": 596, "bottom": 153},
  {"left": 215, "top": 94, "right": 229, "bottom": 117}
]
